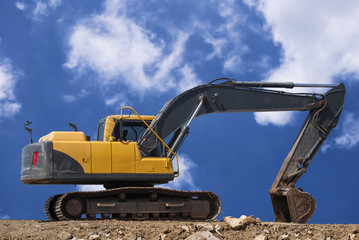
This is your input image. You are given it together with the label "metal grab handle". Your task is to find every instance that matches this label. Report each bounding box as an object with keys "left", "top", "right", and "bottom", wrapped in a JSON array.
[{"left": 121, "top": 106, "right": 180, "bottom": 177}]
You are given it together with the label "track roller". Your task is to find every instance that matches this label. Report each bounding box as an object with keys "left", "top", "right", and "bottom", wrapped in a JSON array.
[
  {"left": 86, "top": 213, "right": 96, "bottom": 219},
  {"left": 101, "top": 213, "right": 111, "bottom": 219},
  {"left": 55, "top": 194, "right": 84, "bottom": 220}
]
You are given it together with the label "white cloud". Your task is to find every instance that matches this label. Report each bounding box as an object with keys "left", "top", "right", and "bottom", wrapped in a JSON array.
[
  {"left": 320, "top": 143, "right": 331, "bottom": 153},
  {"left": 32, "top": 1, "right": 48, "bottom": 19},
  {"left": 202, "top": 32, "right": 227, "bottom": 61},
  {"left": 177, "top": 65, "right": 202, "bottom": 93},
  {"left": 223, "top": 55, "right": 242, "bottom": 74},
  {"left": 0, "top": 59, "right": 21, "bottom": 118},
  {"left": 334, "top": 113, "right": 359, "bottom": 149},
  {"left": 64, "top": 3, "right": 194, "bottom": 96},
  {"left": 321, "top": 112, "right": 359, "bottom": 152},
  {"left": 218, "top": 2, "right": 243, "bottom": 39},
  {"left": 188, "top": 1, "right": 249, "bottom": 75},
  {"left": 49, "top": 0, "right": 62, "bottom": 9},
  {"left": 242, "top": 0, "right": 258, "bottom": 7},
  {"left": 256, "top": 55, "right": 271, "bottom": 71},
  {"left": 246, "top": 0, "right": 359, "bottom": 126},
  {"left": 77, "top": 185, "right": 105, "bottom": 192},
  {"left": 218, "top": 0, "right": 235, "bottom": 17},
  {"left": 17, "top": 0, "right": 62, "bottom": 21},
  {"left": 104, "top": 93, "right": 130, "bottom": 112},
  {"left": 216, "top": 1, "right": 251, "bottom": 75},
  {"left": 254, "top": 111, "right": 294, "bottom": 126},
  {"left": 105, "top": 94, "right": 126, "bottom": 106},
  {"left": 62, "top": 95, "right": 76, "bottom": 103},
  {"left": 62, "top": 89, "right": 89, "bottom": 103},
  {"left": 0, "top": 206, "right": 10, "bottom": 219},
  {"left": 15, "top": 2, "right": 26, "bottom": 11},
  {"left": 63, "top": 1, "right": 261, "bottom": 107},
  {"left": 162, "top": 154, "right": 199, "bottom": 191},
  {"left": 0, "top": 102, "right": 21, "bottom": 117},
  {"left": 0, "top": 214, "right": 10, "bottom": 219}
]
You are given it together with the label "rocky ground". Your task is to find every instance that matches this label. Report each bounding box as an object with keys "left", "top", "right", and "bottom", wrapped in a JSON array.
[{"left": 0, "top": 218, "right": 358, "bottom": 240}]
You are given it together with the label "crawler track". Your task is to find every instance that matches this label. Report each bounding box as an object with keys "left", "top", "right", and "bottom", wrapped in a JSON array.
[{"left": 45, "top": 187, "right": 221, "bottom": 221}]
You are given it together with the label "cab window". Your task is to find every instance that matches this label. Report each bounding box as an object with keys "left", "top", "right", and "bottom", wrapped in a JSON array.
[
  {"left": 112, "top": 120, "right": 162, "bottom": 157},
  {"left": 97, "top": 122, "right": 105, "bottom": 141},
  {"left": 112, "top": 120, "right": 147, "bottom": 141}
]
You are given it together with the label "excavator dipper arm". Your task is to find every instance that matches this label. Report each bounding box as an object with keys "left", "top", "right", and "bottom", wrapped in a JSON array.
[
  {"left": 270, "top": 83, "right": 345, "bottom": 223},
  {"left": 138, "top": 79, "right": 346, "bottom": 223}
]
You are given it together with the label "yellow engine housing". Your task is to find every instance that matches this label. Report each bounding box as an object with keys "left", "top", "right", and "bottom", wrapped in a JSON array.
[{"left": 48, "top": 134, "right": 173, "bottom": 175}]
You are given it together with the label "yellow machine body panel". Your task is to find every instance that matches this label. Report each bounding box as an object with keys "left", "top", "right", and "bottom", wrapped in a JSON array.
[
  {"left": 53, "top": 141, "right": 92, "bottom": 173},
  {"left": 40, "top": 131, "right": 87, "bottom": 142},
  {"left": 48, "top": 131, "right": 173, "bottom": 175},
  {"left": 111, "top": 142, "right": 136, "bottom": 173},
  {"left": 91, "top": 142, "right": 112, "bottom": 173},
  {"left": 136, "top": 157, "right": 173, "bottom": 174}
]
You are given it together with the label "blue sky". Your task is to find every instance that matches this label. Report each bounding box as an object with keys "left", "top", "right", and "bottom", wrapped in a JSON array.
[{"left": 0, "top": 0, "right": 358, "bottom": 223}]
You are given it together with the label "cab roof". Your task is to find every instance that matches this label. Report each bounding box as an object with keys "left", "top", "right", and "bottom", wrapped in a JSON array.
[{"left": 98, "top": 115, "right": 156, "bottom": 124}]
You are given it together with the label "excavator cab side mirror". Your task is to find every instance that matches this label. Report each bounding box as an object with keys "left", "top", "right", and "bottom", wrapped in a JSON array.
[{"left": 24, "top": 121, "right": 33, "bottom": 144}]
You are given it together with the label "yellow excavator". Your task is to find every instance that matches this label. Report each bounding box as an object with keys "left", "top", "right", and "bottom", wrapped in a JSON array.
[{"left": 21, "top": 78, "right": 345, "bottom": 223}]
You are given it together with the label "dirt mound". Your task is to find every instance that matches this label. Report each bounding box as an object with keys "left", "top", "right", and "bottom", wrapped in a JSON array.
[{"left": 0, "top": 219, "right": 358, "bottom": 240}]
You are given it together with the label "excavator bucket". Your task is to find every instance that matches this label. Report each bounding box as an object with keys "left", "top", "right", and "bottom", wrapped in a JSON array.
[{"left": 270, "top": 188, "right": 316, "bottom": 224}]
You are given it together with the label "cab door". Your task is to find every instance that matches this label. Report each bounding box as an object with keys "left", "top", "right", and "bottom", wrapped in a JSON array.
[
  {"left": 91, "top": 142, "right": 112, "bottom": 173},
  {"left": 111, "top": 142, "right": 136, "bottom": 173}
]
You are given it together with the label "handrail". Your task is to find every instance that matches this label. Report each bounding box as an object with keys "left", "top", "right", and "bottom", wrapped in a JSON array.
[{"left": 121, "top": 106, "right": 179, "bottom": 177}]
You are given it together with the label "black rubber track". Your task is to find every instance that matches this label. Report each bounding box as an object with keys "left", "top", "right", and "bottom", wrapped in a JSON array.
[{"left": 50, "top": 187, "right": 221, "bottom": 221}]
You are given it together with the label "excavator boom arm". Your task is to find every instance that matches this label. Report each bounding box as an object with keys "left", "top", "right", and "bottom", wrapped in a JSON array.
[{"left": 139, "top": 80, "right": 324, "bottom": 154}]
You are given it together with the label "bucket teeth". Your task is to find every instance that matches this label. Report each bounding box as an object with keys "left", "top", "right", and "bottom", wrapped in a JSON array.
[{"left": 270, "top": 188, "right": 316, "bottom": 224}]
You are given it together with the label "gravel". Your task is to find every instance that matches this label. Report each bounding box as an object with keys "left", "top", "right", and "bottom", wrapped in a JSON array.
[{"left": 0, "top": 219, "right": 358, "bottom": 240}]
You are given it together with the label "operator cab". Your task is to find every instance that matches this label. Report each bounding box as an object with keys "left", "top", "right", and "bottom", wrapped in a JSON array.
[
  {"left": 96, "top": 118, "right": 149, "bottom": 142},
  {"left": 97, "top": 116, "right": 163, "bottom": 157}
]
